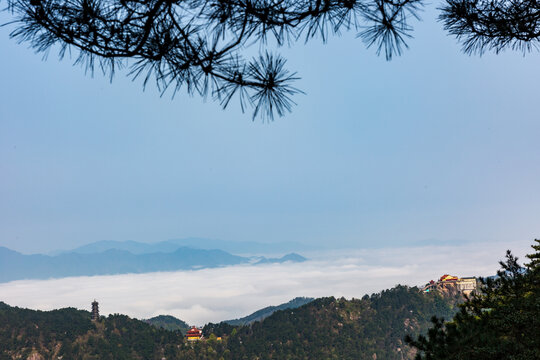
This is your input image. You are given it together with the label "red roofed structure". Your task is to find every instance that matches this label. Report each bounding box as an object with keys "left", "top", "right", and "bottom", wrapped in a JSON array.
[
  {"left": 186, "top": 326, "right": 203, "bottom": 341},
  {"left": 439, "top": 274, "right": 458, "bottom": 282},
  {"left": 422, "top": 274, "right": 478, "bottom": 295}
]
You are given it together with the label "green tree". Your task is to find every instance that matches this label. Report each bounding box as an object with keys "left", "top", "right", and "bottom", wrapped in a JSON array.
[{"left": 406, "top": 239, "right": 540, "bottom": 360}]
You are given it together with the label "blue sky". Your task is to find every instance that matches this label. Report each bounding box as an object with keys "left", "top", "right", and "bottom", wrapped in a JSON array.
[{"left": 1, "top": 5, "right": 539, "bottom": 254}]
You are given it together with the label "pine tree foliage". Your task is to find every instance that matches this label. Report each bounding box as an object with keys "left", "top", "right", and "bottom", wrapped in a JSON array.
[
  {"left": 525, "top": 238, "right": 540, "bottom": 269},
  {"left": 3, "top": 0, "right": 540, "bottom": 119},
  {"left": 3, "top": 0, "right": 422, "bottom": 120},
  {"left": 406, "top": 239, "right": 540, "bottom": 360},
  {"left": 440, "top": 0, "right": 540, "bottom": 54}
]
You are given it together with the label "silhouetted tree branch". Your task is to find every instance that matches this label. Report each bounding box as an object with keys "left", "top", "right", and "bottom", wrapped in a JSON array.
[
  {"left": 440, "top": 0, "right": 540, "bottom": 54},
  {"left": 3, "top": 0, "right": 538, "bottom": 119},
  {"left": 3, "top": 0, "right": 421, "bottom": 119}
]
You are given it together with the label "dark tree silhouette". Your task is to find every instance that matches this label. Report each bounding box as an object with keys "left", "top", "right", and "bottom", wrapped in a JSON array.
[
  {"left": 3, "top": 0, "right": 538, "bottom": 119},
  {"left": 440, "top": 0, "right": 540, "bottom": 54},
  {"left": 3, "top": 0, "right": 422, "bottom": 119}
]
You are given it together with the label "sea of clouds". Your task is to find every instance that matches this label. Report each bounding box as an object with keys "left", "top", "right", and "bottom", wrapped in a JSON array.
[{"left": 0, "top": 240, "right": 531, "bottom": 325}]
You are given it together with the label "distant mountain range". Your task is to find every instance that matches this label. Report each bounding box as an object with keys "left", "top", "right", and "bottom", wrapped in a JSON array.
[
  {"left": 57, "top": 238, "right": 317, "bottom": 256},
  {"left": 224, "top": 297, "right": 314, "bottom": 326},
  {"left": 0, "top": 246, "right": 306, "bottom": 283}
]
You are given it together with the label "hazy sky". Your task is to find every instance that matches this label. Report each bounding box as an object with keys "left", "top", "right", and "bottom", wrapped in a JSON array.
[{"left": 1, "top": 5, "right": 539, "bottom": 254}]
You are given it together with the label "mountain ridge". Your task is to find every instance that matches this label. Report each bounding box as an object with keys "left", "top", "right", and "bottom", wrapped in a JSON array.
[
  {"left": 0, "top": 246, "right": 306, "bottom": 283},
  {"left": 224, "top": 296, "right": 314, "bottom": 326},
  {"left": 144, "top": 315, "right": 191, "bottom": 333},
  {"left": 55, "top": 238, "right": 317, "bottom": 256}
]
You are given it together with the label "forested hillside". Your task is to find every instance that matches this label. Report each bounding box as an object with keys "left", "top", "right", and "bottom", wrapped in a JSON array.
[
  {"left": 0, "top": 286, "right": 462, "bottom": 360},
  {"left": 206, "top": 286, "right": 462, "bottom": 359},
  {"left": 224, "top": 297, "right": 314, "bottom": 326},
  {"left": 145, "top": 315, "right": 191, "bottom": 333},
  {"left": 0, "top": 302, "right": 184, "bottom": 360}
]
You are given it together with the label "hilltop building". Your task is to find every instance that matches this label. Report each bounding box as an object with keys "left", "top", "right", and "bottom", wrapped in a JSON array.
[
  {"left": 438, "top": 274, "right": 459, "bottom": 291},
  {"left": 423, "top": 280, "right": 437, "bottom": 293},
  {"left": 439, "top": 274, "right": 459, "bottom": 283},
  {"left": 422, "top": 275, "right": 478, "bottom": 295},
  {"left": 186, "top": 326, "right": 203, "bottom": 341},
  {"left": 457, "top": 277, "right": 477, "bottom": 295},
  {"left": 91, "top": 300, "right": 99, "bottom": 321}
]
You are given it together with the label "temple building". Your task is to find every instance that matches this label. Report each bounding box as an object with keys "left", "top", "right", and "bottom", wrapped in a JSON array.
[
  {"left": 439, "top": 274, "right": 459, "bottom": 283},
  {"left": 91, "top": 300, "right": 99, "bottom": 321},
  {"left": 422, "top": 275, "right": 478, "bottom": 295},
  {"left": 456, "top": 277, "right": 478, "bottom": 295},
  {"left": 186, "top": 326, "right": 203, "bottom": 341}
]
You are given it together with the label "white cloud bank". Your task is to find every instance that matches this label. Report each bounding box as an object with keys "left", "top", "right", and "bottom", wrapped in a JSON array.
[{"left": 0, "top": 240, "right": 532, "bottom": 325}]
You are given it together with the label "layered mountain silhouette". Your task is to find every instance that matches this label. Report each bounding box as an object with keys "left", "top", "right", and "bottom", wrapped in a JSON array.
[
  {"left": 0, "top": 246, "right": 306, "bottom": 283},
  {"left": 59, "top": 238, "right": 316, "bottom": 256}
]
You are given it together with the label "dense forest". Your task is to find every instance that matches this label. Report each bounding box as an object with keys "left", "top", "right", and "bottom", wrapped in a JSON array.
[
  {"left": 144, "top": 315, "right": 191, "bottom": 333},
  {"left": 0, "top": 302, "right": 183, "bottom": 360},
  {"left": 0, "top": 286, "right": 462, "bottom": 360}
]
